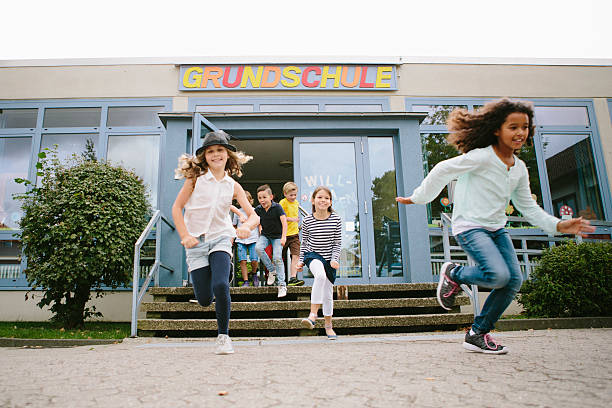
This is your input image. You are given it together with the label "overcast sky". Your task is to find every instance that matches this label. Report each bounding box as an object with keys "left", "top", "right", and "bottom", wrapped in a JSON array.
[{"left": 2, "top": 0, "right": 611, "bottom": 60}]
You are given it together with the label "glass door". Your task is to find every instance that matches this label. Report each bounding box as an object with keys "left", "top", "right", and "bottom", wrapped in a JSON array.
[
  {"left": 294, "top": 136, "right": 407, "bottom": 284},
  {"left": 294, "top": 137, "right": 371, "bottom": 285}
]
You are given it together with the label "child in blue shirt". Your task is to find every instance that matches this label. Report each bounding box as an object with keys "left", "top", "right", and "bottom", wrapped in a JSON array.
[{"left": 397, "top": 98, "right": 595, "bottom": 354}]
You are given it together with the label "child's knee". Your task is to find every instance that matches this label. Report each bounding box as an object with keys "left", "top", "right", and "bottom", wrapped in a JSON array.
[{"left": 489, "top": 268, "right": 511, "bottom": 288}]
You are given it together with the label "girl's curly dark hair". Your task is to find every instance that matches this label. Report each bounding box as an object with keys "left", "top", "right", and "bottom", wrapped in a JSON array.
[{"left": 446, "top": 98, "right": 535, "bottom": 153}]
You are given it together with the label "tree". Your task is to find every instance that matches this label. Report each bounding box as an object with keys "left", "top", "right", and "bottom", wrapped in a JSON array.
[{"left": 14, "top": 146, "right": 151, "bottom": 328}]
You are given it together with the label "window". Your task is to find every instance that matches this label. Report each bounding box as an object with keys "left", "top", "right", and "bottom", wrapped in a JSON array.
[
  {"left": 368, "top": 137, "right": 403, "bottom": 277},
  {"left": 107, "top": 106, "right": 163, "bottom": 127},
  {"left": 412, "top": 105, "right": 467, "bottom": 125},
  {"left": 0, "top": 137, "right": 32, "bottom": 229},
  {"left": 0, "top": 109, "right": 38, "bottom": 128},
  {"left": 260, "top": 104, "right": 318, "bottom": 112},
  {"left": 43, "top": 108, "right": 101, "bottom": 127},
  {"left": 40, "top": 134, "right": 99, "bottom": 163},
  {"left": 540, "top": 133, "right": 603, "bottom": 219},
  {"left": 535, "top": 106, "right": 589, "bottom": 127},
  {"left": 107, "top": 135, "right": 160, "bottom": 206},
  {"left": 196, "top": 105, "right": 254, "bottom": 113},
  {"left": 324, "top": 104, "right": 383, "bottom": 112}
]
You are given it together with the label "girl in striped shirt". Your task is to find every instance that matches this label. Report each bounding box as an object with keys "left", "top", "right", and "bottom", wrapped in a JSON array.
[{"left": 298, "top": 186, "right": 343, "bottom": 340}]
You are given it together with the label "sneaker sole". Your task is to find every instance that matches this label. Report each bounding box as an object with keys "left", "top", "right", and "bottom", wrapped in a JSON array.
[
  {"left": 215, "top": 349, "right": 235, "bottom": 355},
  {"left": 436, "top": 262, "right": 455, "bottom": 311},
  {"left": 462, "top": 342, "right": 509, "bottom": 354},
  {"left": 267, "top": 274, "right": 276, "bottom": 285}
]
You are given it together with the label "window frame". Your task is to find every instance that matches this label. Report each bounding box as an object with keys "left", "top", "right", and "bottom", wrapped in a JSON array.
[
  {"left": 0, "top": 98, "right": 171, "bottom": 246},
  {"left": 188, "top": 96, "right": 391, "bottom": 113}
]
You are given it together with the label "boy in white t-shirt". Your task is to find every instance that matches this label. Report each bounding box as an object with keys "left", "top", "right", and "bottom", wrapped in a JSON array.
[{"left": 232, "top": 190, "right": 260, "bottom": 286}]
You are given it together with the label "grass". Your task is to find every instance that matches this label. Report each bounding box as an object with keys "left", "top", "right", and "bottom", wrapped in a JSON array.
[{"left": 0, "top": 321, "right": 130, "bottom": 339}]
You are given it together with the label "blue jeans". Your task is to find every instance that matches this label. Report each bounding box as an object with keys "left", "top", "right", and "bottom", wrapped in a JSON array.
[
  {"left": 236, "top": 242, "right": 259, "bottom": 262},
  {"left": 255, "top": 235, "right": 285, "bottom": 286},
  {"left": 453, "top": 228, "right": 523, "bottom": 334}
]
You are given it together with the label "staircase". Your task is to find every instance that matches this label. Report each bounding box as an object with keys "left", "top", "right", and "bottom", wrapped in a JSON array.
[{"left": 138, "top": 283, "right": 474, "bottom": 337}]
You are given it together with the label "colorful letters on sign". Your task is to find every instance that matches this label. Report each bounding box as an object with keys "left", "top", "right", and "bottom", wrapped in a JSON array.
[{"left": 179, "top": 65, "right": 397, "bottom": 91}]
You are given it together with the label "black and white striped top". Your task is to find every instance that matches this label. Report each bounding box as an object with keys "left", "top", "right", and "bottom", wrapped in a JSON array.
[{"left": 298, "top": 212, "right": 342, "bottom": 264}]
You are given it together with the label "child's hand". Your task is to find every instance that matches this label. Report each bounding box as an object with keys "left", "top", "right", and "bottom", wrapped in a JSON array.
[
  {"left": 239, "top": 214, "right": 247, "bottom": 223},
  {"left": 296, "top": 262, "right": 304, "bottom": 272},
  {"left": 236, "top": 226, "right": 250, "bottom": 239},
  {"left": 557, "top": 217, "right": 596, "bottom": 237},
  {"left": 180, "top": 236, "right": 199, "bottom": 249},
  {"left": 281, "top": 237, "right": 286, "bottom": 247},
  {"left": 330, "top": 260, "right": 339, "bottom": 269},
  {"left": 395, "top": 196, "right": 414, "bottom": 205}
]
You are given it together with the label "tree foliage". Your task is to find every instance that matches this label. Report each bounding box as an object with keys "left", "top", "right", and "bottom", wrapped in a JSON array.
[{"left": 15, "top": 146, "right": 151, "bottom": 328}]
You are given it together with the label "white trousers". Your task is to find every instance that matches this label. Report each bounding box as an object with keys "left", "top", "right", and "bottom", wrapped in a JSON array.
[{"left": 310, "top": 259, "right": 334, "bottom": 316}]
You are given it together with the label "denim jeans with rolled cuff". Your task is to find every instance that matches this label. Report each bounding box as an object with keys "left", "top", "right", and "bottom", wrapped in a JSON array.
[
  {"left": 255, "top": 235, "right": 285, "bottom": 286},
  {"left": 452, "top": 228, "right": 523, "bottom": 334}
]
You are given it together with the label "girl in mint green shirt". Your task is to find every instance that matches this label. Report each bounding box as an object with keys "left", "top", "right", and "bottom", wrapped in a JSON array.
[{"left": 397, "top": 99, "right": 594, "bottom": 354}]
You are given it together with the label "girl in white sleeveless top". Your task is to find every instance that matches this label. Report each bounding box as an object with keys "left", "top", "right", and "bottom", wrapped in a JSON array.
[{"left": 172, "top": 131, "right": 259, "bottom": 355}]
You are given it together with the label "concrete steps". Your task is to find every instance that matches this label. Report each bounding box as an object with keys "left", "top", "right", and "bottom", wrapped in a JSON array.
[{"left": 138, "top": 283, "right": 474, "bottom": 337}]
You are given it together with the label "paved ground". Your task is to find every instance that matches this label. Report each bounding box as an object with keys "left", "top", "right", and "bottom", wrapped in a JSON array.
[{"left": 1, "top": 328, "right": 610, "bottom": 408}]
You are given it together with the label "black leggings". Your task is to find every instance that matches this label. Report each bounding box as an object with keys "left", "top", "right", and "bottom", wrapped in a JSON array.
[{"left": 190, "top": 251, "right": 231, "bottom": 335}]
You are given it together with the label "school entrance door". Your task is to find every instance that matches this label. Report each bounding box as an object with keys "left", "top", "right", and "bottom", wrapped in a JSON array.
[{"left": 158, "top": 112, "right": 432, "bottom": 287}]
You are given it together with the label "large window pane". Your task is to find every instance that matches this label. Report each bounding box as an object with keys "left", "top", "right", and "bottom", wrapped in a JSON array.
[
  {"left": 0, "top": 137, "right": 32, "bottom": 230},
  {"left": 40, "top": 134, "right": 99, "bottom": 163},
  {"left": 107, "top": 135, "right": 160, "bottom": 207},
  {"left": 196, "top": 105, "right": 254, "bottom": 113},
  {"left": 324, "top": 104, "right": 383, "bottom": 112},
  {"left": 535, "top": 106, "right": 589, "bottom": 127},
  {"left": 368, "top": 137, "right": 403, "bottom": 277},
  {"left": 43, "top": 108, "right": 101, "bottom": 127},
  {"left": 421, "top": 133, "right": 460, "bottom": 223},
  {"left": 0, "top": 240, "right": 22, "bottom": 279},
  {"left": 0, "top": 109, "right": 38, "bottom": 128},
  {"left": 412, "top": 105, "right": 467, "bottom": 125},
  {"left": 260, "top": 104, "right": 318, "bottom": 112},
  {"left": 541, "top": 133, "right": 603, "bottom": 220},
  {"left": 107, "top": 106, "right": 163, "bottom": 127}
]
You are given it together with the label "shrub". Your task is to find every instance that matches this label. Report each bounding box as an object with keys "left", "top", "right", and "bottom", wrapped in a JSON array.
[
  {"left": 15, "top": 145, "right": 151, "bottom": 328},
  {"left": 518, "top": 241, "right": 612, "bottom": 317}
]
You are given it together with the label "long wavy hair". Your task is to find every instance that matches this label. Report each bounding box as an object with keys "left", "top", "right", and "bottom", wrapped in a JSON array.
[
  {"left": 174, "top": 146, "right": 252, "bottom": 180},
  {"left": 446, "top": 98, "right": 535, "bottom": 153}
]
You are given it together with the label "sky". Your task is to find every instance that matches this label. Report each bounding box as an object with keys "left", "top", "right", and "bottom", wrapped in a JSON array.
[{"left": 1, "top": 0, "right": 611, "bottom": 60}]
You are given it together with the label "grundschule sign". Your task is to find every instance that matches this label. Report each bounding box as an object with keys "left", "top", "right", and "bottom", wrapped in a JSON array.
[{"left": 179, "top": 64, "right": 397, "bottom": 91}]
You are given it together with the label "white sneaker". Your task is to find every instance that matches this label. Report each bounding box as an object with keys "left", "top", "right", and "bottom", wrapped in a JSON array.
[
  {"left": 277, "top": 285, "right": 287, "bottom": 298},
  {"left": 215, "top": 334, "right": 234, "bottom": 355},
  {"left": 267, "top": 272, "right": 276, "bottom": 286}
]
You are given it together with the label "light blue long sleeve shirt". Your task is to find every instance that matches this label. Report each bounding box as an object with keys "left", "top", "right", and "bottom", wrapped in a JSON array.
[{"left": 411, "top": 145, "right": 560, "bottom": 235}]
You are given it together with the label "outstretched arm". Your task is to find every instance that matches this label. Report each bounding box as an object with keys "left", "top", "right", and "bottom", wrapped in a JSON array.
[
  {"left": 234, "top": 183, "right": 259, "bottom": 239},
  {"left": 557, "top": 217, "right": 596, "bottom": 238}
]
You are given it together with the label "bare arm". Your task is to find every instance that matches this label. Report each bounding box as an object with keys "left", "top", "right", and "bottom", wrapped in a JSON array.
[
  {"left": 234, "top": 183, "right": 259, "bottom": 239},
  {"left": 172, "top": 178, "right": 199, "bottom": 249},
  {"left": 230, "top": 204, "right": 247, "bottom": 223},
  {"left": 280, "top": 214, "right": 288, "bottom": 246}
]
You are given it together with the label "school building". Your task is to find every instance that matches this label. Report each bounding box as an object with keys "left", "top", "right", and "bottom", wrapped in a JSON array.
[{"left": 1, "top": 56, "right": 611, "bottom": 320}]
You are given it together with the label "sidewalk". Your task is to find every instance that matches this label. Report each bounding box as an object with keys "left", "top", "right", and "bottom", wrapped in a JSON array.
[{"left": 2, "top": 328, "right": 610, "bottom": 407}]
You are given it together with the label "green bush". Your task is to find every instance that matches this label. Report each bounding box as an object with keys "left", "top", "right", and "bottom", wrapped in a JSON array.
[
  {"left": 15, "top": 145, "right": 151, "bottom": 329},
  {"left": 518, "top": 241, "right": 612, "bottom": 317}
]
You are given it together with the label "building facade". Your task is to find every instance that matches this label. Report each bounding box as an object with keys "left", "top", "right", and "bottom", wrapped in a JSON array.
[{"left": 1, "top": 57, "right": 611, "bottom": 293}]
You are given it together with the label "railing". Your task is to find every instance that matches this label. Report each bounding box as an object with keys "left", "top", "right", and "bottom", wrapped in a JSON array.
[
  {"left": 131, "top": 210, "right": 175, "bottom": 337},
  {"left": 436, "top": 212, "right": 612, "bottom": 315}
]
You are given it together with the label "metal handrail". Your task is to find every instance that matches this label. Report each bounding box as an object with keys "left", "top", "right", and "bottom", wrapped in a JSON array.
[{"left": 131, "top": 210, "right": 175, "bottom": 337}]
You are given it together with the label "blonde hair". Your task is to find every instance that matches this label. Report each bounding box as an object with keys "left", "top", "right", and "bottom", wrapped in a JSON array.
[
  {"left": 311, "top": 186, "right": 333, "bottom": 213},
  {"left": 174, "top": 147, "right": 252, "bottom": 179},
  {"left": 283, "top": 181, "right": 298, "bottom": 195}
]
